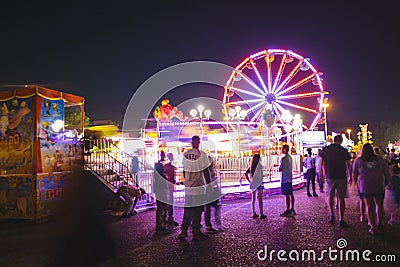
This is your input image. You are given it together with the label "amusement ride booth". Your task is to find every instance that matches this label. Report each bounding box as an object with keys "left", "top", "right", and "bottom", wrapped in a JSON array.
[{"left": 0, "top": 85, "right": 84, "bottom": 220}]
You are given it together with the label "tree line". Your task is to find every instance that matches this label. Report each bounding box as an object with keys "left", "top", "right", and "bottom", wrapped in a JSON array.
[{"left": 370, "top": 122, "right": 400, "bottom": 148}]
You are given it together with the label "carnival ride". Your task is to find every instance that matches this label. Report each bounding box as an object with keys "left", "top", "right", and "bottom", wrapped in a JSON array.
[
  {"left": 118, "top": 48, "right": 330, "bottom": 202},
  {"left": 223, "top": 49, "right": 328, "bottom": 132}
]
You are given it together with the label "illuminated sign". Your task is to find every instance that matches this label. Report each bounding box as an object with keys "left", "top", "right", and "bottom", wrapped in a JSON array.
[{"left": 302, "top": 131, "right": 325, "bottom": 147}]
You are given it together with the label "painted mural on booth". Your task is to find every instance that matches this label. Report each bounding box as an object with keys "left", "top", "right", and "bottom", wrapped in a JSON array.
[
  {"left": 0, "top": 98, "right": 33, "bottom": 174},
  {"left": 36, "top": 173, "right": 68, "bottom": 218},
  {"left": 0, "top": 175, "right": 34, "bottom": 218},
  {"left": 39, "top": 99, "right": 80, "bottom": 172}
]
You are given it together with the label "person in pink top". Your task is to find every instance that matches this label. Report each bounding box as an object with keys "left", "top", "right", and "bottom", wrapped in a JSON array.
[{"left": 352, "top": 143, "right": 393, "bottom": 234}]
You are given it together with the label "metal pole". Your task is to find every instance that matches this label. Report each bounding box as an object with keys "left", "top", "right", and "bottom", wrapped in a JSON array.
[
  {"left": 237, "top": 121, "right": 241, "bottom": 181},
  {"left": 324, "top": 107, "right": 328, "bottom": 138},
  {"left": 200, "top": 117, "right": 203, "bottom": 149},
  {"left": 266, "top": 126, "right": 270, "bottom": 168}
]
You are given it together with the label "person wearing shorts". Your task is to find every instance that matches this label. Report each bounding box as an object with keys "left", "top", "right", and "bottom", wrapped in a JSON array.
[
  {"left": 279, "top": 144, "right": 295, "bottom": 217},
  {"left": 320, "top": 135, "right": 351, "bottom": 227},
  {"left": 352, "top": 143, "right": 392, "bottom": 234},
  {"left": 244, "top": 154, "right": 266, "bottom": 219}
]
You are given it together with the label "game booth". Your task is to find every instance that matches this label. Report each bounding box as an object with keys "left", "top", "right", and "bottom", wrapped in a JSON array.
[{"left": 0, "top": 86, "right": 84, "bottom": 220}]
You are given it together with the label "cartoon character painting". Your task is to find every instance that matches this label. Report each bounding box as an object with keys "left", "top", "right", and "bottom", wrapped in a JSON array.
[
  {"left": 0, "top": 99, "right": 33, "bottom": 174},
  {"left": 0, "top": 103, "right": 9, "bottom": 137},
  {"left": 39, "top": 122, "right": 57, "bottom": 149},
  {"left": 1, "top": 100, "right": 31, "bottom": 137},
  {"left": 52, "top": 150, "right": 63, "bottom": 172},
  {"left": 44, "top": 100, "right": 51, "bottom": 117},
  {"left": 52, "top": 102, "right": 61, "bottom": 116}
]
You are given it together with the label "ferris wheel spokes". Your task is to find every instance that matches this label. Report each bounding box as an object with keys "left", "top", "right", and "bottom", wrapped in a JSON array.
[
  {"left": 249, "top": 60, "right": 268, "bottom": 94},
  {"left": 228, "top": 86, "right": 265, "bottom": 98},
  {"left": 278, "top": 91, "right": 324, "bottom": 100},
  {"left": 265, "top": 53, "right": 273, "bottom": 93},
  {"left": 272, "top": 101, "right": 288, "bottom": 117},
  {"left": 275, "top": 73, "right": 316, "bottom": 98},
  {"left": 235, "top": 71, "right": 266, "bottom": 96},
  {"left": 246, "top": 101, "right": 267, "bottom": 115},
  {"left": 271, "top": 53, "right": 287, "bottom": 93},
  {"left": 273, "top": 61, "right": 302, "bottom": 95},
  {"left": 310, "top": 113, "right": 322, "bottom": 130},
  {"left": 250, "top": 103, "right": 268, "bottom": 123},
  {"left": 225, "top": 99, "right": 264, "bottom": 106},
  {"left": 272, "top": 103, "right": 285, "bottom": 126},
  {"left": 275, "top": 99, "right": 318, "bottom": 113},
  {"left": 223, "top": 48, "right": 327, "bottom": 132}
]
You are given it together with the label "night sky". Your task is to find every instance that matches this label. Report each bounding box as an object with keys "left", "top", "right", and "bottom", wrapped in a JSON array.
[{"left": 1, "top": 1, "right": 399, "bottom": 133}]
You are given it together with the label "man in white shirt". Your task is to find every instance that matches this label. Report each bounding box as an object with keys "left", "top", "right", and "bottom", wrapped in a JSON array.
[{"left": 178, "top": 136, "right": 211, "bottom": 241}]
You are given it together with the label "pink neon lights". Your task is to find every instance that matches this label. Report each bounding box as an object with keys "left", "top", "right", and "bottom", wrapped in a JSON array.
[
  {"left": 228, "top": 86, "right": 265, "bottom": 98},
  {"left": 278, "top": 91, "right": 325, "bottom": 100},
  {"left": 275, "top": 73, "right": 316, "bottom": 97},
  {"left": 272, "top": 53, "right": 287, "bottom": 93},
  {"left": 235, "top": 71, "right": 266, "bottom": 96},
  {"left": 275, "top": 100, "right": 318, "bottom": 113},
  {"left": 223, "top": 48, "right": 327, "bottom": 130},
  {"left": 225, "top": 99, "right": 264, "bottom": 106},
  {"left": 265, "top": 53, "right": 272, "bottom": 93},
  {"left": 273, "top": 61, "right": 302, "bottom": 95},
  {"left": 250, "top": 60, "right": 268, "bottom": 94}
]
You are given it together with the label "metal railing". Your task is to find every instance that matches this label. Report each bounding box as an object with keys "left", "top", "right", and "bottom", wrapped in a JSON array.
[
  {"left": 215, "top": 154, "right": 301, "bottom": 184},
  {"left": 84, "top": 138, "right": 154, "bottom": 207},
  {"left": 83, "top": 138, "right": 303, "bottom": 210}
]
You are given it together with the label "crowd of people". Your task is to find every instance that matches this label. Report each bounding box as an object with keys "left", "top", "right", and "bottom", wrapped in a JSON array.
[
  {"left": 303, "top": 135, "right": 399, "bottom": 234},
  {"left": 118, "top": 134, "right": 400, "bottom": 239}
]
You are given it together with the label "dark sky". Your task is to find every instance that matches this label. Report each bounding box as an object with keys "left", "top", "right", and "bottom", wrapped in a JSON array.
[{"left": 1, "top": 1, "right": 399, "bottom": 133}]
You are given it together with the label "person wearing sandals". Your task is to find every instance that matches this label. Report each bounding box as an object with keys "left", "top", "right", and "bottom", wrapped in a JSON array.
[
  {"left": 245, "top": 154, "right": 266, "bottom": 219},
  {"left": 352, "top": 143, "right": 393, "bottom": 235},
  {"left": 279, "top": 144, "right": 296, "bottom": 216}
]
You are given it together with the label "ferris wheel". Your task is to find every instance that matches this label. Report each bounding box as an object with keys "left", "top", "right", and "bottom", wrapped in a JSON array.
[{"left": 223, "top": 49, "right": 328, "bottom": 130}]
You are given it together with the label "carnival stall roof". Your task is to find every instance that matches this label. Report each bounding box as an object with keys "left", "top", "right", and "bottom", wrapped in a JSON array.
[{"left": 0, "top": 85, "right": 84, "bottom": 105}]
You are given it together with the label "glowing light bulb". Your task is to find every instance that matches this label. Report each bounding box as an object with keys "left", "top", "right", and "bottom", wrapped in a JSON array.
[
  {"left": 190, "top": 109, "right": 197, "bottom": 118},
  {"left": 197, "top": 105, "right": 204, "bottom": 113},
  {"left": 204, "top": 110, "right": 211, "bottom": 119}
]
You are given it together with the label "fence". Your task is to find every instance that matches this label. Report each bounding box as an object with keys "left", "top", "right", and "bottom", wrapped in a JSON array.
[
  {"left": 83, "top": 138, "right": 303, "bottom": 210},
  {"left": 84, "top": 138, "right": 155, "bottom": 207}
]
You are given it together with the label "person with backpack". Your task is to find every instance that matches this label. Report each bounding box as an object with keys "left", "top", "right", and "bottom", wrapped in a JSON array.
[{"left": 304, "top": 148, "right": 318, "bottom": 197}]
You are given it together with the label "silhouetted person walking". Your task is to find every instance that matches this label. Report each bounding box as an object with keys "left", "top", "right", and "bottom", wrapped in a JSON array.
[{"left": 320, "top": 135, "right": 351, "bottom": 227}]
